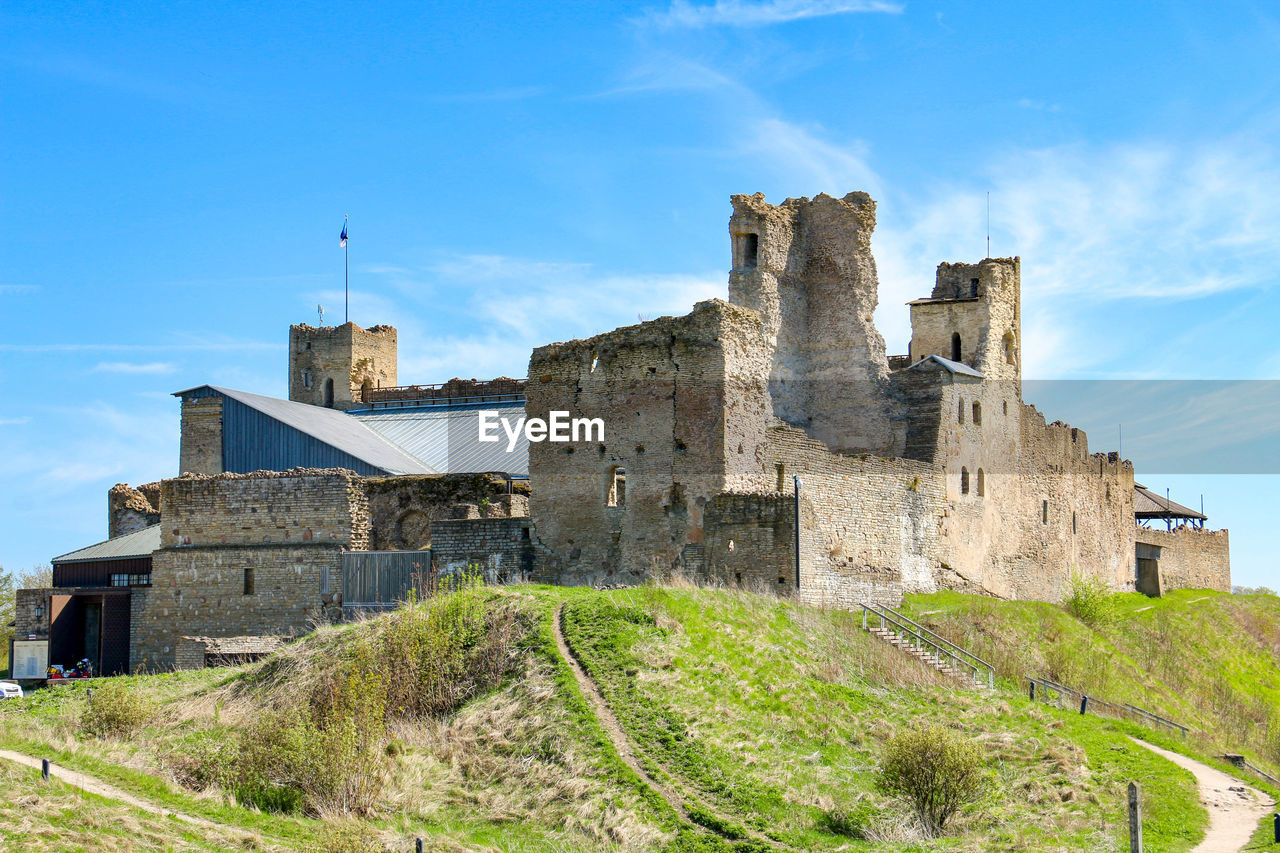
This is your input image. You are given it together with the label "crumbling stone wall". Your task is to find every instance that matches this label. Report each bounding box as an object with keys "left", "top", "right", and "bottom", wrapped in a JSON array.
[
  {"left": 108, "top": 482, "right": 160, "bottom": 538},
  {"left": 728, "top": 192, "right": 902, "bottom": 455},
  {"left": 179, "top": 394, "right": 223, "bottom": 475},
  {"left": 909, "top": 259, "right": 1021, "bottom": 382},
  {"left": 431, "top": 516, "right": 542, "bottom": 584},
  {"left": 288, "top": 322, "right": 397, "bottom": 410},
  {"left": 131, "top": 469, "right": 368, "bottom": 669},
  {"left": 1135, "top": 526, "right": 1230, "bottom": 593},
  {"left": 363, "top": 474, "right": 528, "bottom": 551},
  {"left": 527, "top": 299, "right": 772, "bottom": 587}
]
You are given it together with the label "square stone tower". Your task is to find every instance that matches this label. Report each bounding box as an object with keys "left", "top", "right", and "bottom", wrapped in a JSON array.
[
  {"left": 288, "top": 322, "right": 398, "bottom": 410},
  {"left": 908, "top": 258, "right": 1021, "bottom": 383}
]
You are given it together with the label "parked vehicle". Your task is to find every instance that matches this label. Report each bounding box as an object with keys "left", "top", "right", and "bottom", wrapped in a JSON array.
[{"left": 0, "top": 681, "right": 23, "bottom": 700}]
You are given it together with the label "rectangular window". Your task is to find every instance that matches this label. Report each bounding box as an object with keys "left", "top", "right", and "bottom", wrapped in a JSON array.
[
  {"left": 1042, "top": 501, "right": 1049, "bottom": 524},
  {"left": 243, "top": 568, "right": 255, "bottom": 595},
  {"left": 110, "top": 573, "right": 151, "bottom": 587},
  {"left": 606, "top": 467, "right": 626, "bottom": 507},
  {"left": 744, "top": 233, "right": 759, "bottom": 268}
]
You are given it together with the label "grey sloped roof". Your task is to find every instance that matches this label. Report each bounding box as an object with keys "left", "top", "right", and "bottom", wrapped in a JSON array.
[
  {"left": 908, "top": 354, "right": 985, "bottom": 379},
  {"left": 1134, "top": 483, "right": 1206, "bottom": 520},
  {"left": 53, "top": 524, "right": 161, "bottom": 564},
  {"left": 188, "top": 386, "right": 436, "bottom": 476},
  {"left": 353, "top": 403, "right": 529, "bottom": 477}
]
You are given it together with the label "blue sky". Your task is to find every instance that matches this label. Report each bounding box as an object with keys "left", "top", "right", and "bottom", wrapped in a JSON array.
[{"left": 2, "top": 1, "right": 1278, "bottom": 588}]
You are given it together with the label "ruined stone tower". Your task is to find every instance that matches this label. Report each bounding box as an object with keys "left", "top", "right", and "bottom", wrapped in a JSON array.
[
  {"left": 727, "top": 192, "right": 901, "bottom": 454},
  {"left": 288, "top": 322, "right": 398, "bottom": 410},
  {"left": 908, "top": 259, "right": 1021, "bottom": 384}
]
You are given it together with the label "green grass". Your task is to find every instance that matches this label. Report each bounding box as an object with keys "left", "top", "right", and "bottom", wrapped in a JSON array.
[{"left": 2, "top": 583, "right": 1275, "bottom": 850}]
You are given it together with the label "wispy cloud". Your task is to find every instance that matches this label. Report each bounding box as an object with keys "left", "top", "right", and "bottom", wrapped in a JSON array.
[
  {"left": 0, "top": 284, "right": 39, "bottom": 294},
  {"left": 639, "top": 0, "right": 902, "bottom": 29},
  {"left": 91, "top": 361, "right": 178, "bottom": 375},
  {"left": 1016, "top": 97, "right": 1061, "bottom": 112},
  {"left": 9, "top": 53, "right": 194, "bottom": 103},
  {"left": 0, "top": 417, "right": 31, "bottom": 426}
]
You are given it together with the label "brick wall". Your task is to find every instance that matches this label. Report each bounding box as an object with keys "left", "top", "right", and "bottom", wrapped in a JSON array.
[
  {"left": 431, "top": 516, "right": 543, "bottom": 584},
  {"left": 1135, "top": 526, "right": 1230, "bottom": 593},
  {"left": 364, "top": 474, "right": 528, "bottom": 550}
]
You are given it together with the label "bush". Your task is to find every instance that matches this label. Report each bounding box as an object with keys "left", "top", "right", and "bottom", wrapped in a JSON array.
[
  {"left": 80, "top": 681, "right": 153, "bottom": 739},
  {"left": 819, "top": 800, "right": 879, "bottom": 838},
  {"left": 1062, "top": 571, "right": 1117, "bottom": 627},
  {"left": 879, "top": 724, "right": 984, "bottom": 837}
]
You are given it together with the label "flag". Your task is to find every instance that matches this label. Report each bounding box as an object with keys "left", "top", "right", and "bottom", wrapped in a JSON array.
[{"left": 339, "top": 222, "right": 348, "bottom": 248}]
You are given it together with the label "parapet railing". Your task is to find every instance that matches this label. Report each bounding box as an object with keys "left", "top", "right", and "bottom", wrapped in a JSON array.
[
  {"left": 862, "top": 603, "right": 995, "bottom": 689},
  {"left": 1027, "top": 676, "right": 1189, "bottom": 738},
  {"left": 360, "top": 380, "right": 527, "bottom": 408}
]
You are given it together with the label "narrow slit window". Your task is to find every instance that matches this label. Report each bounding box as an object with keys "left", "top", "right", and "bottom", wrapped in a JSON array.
[
  {"left": 243, "top": 568, "right": 255, "bottom": 595},
  {"left": 1072, "top": 512, "right": 1077, "bottom": 534},
  {"left": 976, "top": 468, "right": 985, "bottom": 497},
  {"left": 744, "top": 233, "right": 759, "bottom": 269},
  {"left": 607, "top": 467, "right": 626, "bottom": 507},
  {"left": 972, "top": 402, "right": 982, "bottom": 425},
  {"left": 951, "top": 332, "right": 962, "bottom": 362},
  {"left": 1042, "top": 501, "right": 1049, "bottom": 524},
  {"left": 969, "top": 278, "right": 979, "bottom": 298},
  {"left": 775, "top": 462, "right": 786, "bottom": 492},
  {"left": 960, "top": 467, "right": 970, "bottom": 495},
  {"left": 323, "top": 377, "right": 335, "bottom": 407},
  {"left": 958, "top": 398, "right": 965, "bottom": 424}
]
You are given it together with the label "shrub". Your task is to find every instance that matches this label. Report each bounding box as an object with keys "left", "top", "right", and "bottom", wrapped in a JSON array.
[
  {"left": 879, "top": 724, "right": 984, "bottom": 837},
  {"left": 80, "top": 681, "right": 153, "bottom": 739},
  {"left": 1062, "top": 571, "right": 1117, "bottom": 627},
  {"left": 819, "top": 800, "right": 879, "bottom": 838}
]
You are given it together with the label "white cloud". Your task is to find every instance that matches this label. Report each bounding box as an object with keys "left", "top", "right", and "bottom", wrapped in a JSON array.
[
  {"left": 0, "top": 416, "right": 31, "bottom": 426},
  {"left": 0, "top": 284, "right": 39, "bottom": 294},
  {"left": 640, "top": 0, "right": 902, "bottom": 29},
  {"left": 91, "top": 361, "right": 177, "bottom": 375}
]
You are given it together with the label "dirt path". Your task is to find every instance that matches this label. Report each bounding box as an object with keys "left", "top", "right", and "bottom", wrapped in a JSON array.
[
  {"left": 1131, "top": 738, "right": 1274, "bottom": 852},
  {"left": 552, "top": 602, "right": 786, "bottom": 849},
  {"left": 0, "top": 748, "right": 260, "bottom": 840}
]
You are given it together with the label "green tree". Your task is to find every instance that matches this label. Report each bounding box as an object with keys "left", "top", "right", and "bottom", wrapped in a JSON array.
[{"left": 1, "top": 565, "right": 52, "bottom": 669}]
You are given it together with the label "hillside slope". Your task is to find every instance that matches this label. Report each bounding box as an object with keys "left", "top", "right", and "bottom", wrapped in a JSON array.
[{"left": 0, "top": 584, "right": 1275, "bottom": 851}]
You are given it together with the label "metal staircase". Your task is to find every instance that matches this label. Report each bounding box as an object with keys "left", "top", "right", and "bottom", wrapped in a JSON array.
[{"left": 861, "top": 603, "right": 994, "bottom": 689}]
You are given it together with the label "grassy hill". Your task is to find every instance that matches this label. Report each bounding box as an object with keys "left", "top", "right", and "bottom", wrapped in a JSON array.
[{"left": 0, "top": 583, "right": 1276, "bottom": 852}]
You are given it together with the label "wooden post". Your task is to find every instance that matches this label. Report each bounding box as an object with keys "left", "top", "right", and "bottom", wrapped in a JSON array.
[
  {"left": 41, "top": 759, "right": 49, "bottom": 781},
  {"left": 416, "top": 839, "right": 424, "bottom": 853},
  {"left": 1029, "top": 680, "right": 1036, "bottom": 700},
  {"left": 1080, "top": 695, "right": 1089, "bottom": 715},
  {"left": 1128, "top": 781, "right": 1142, "bottom": 852}
]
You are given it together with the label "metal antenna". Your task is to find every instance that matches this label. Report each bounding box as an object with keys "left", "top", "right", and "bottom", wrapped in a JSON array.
[{"left": 986, "top": 191, "right": 991, "bottom": 259}]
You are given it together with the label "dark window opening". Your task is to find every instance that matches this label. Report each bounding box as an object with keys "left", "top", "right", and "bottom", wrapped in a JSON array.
[
  {"left": 1003, "top": 400, "right": 1008, "bottom": 415},
  {"left": 302, "top": 370, "right": 313, "bottom": 389},
  {"left": 778, "top": 576, "right": 786, "bottom": 585},
  {"left": 607, "top": 467, "right": 626, "bottom": 507},
  {"left": 958, "top": 398, "right": 965, "bottom": 424},
  {"left": 972, "top": 402, "right": 982, "bottom": 425},
  {"left": 976, "top": 469, "right": 985, "bottom": 497},
  {"left": 735, "top": 572, "right": 742, "bottom": 586},
  {"left": 1042, "top": 501, "right": 1049, "bottom": 524},
  {"left": 1003, "top": 331, "right": 1016, "bottom": 365},
  {"left": 243, "top": 568, "right": 255, "bottom": 595},
  {"left": 969, "top": 278, "right": 979, "bottom": 298},
  {"left": 323, "top": 377, "right": 335, "bottom": 407},
  {"left": 744, "top": 233, "right": 759, "bottom": 269},
  {"left": 1072, "top": 512, "right": 1077, "bottom": 534},
  {"left": 305, "top": 340, "right": 312, "bottom": 351},
  {"left": 960, "top": 467, "right": 970, "bottom": 495},
  {"left": 951, "top": 332, "right": 962, "bottom": 362},
  {"left": 110, "top": 573, "right": 151, "bottom": 587}
]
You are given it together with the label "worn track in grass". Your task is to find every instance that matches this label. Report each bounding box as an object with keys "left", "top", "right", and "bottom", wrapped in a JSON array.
[{"left": 552, "top": 602, "right": 786, "bottom": 850}]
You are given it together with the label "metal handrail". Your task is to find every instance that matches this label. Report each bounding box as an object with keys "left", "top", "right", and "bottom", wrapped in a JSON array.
[
  {"left": 862, "top": 603, "right": 994, "bottom": 689},
  {"left": 1027, "top": 676, "right": 1189, "bottom": 738},
  {"left": 864, "top": 603, "right": 995, "bottom": 675}
]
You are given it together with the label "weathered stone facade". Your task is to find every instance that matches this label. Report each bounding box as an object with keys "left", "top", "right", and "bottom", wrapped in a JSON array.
[
  {"left": 527, "top": 191, "right": 1229, "bottom": 604},
  {"left": 288, "top": 322, "right": 397, "bottom": 410},
  {"left": 364, "top": 474, "right": 528, "bottom": 551},
  {"left": 108, "top": 482, "right": 161, "bottom": 538},
  {"left": 1135, "top": 526, "right": 1230, "bottom": 594},
  {"left": 178, "top": 394, "right": 223, "bottom": 475},
  {"left": 432, "top": 516, "right": 542, "bottom": 584}
]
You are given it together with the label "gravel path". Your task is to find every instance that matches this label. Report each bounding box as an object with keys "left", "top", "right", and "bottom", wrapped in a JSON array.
[{"left": 1131, "top": 738, "right": 1274, "bottom": 852}]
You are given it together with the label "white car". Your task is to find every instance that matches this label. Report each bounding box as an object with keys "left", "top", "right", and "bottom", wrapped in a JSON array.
[{"left": 0, "top": 682, "right": 23, "bottom": 700}]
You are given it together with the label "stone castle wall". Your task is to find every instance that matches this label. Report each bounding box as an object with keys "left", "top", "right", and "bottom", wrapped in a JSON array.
[
  {"left": 108, "top": 482, "right": 160, "bottom": 538},
  {"left": 1136, "top": 526, "right": 1230, "bottom": 593},
  {"left": 527, "top": 299, "right": 772, "bottom": 587},
  {"left": 364, "top": 474, "right": 528, "bottom": 551},
  {"left": 179, "top": 395, "right": 223, "bottom": 475},
  {"left": 431, "top": 516, "right": 541, "bottom": 584},
  {"left": 288, "top": 322, "right": 397, "bottom": 410}
]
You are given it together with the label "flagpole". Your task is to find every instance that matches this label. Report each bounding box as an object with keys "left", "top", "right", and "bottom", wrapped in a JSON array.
[{"left": 344, "top": 214, "right": 349, "bottom": 324}]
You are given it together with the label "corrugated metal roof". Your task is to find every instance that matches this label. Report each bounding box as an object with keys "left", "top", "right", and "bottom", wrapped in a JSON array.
[
  {"left": 1134, "top": 484, "right": 1206, "bottom": 520},
  {"left": 908, "top": 354, "right": 985, "bottom": 379},
  {"left": 185, "top": 386, "right": 436, "bottom": 476},
  {"left": 354, "top": 403, "right": 529, "bottom": 476},
  {"left": 53, "top": 524, "right": 161, "bottom": 564}
]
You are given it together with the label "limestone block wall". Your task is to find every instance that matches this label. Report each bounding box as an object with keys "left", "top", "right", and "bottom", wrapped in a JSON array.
[
  {"left": 1136, "top": 526, "right": 1230, "bottom": 592},
  {"left": 133, "top": 544, "right": 339, "bottom": 670},
  {"left": 727, "top": 192, "right": 901, "bottom": 455},
  {"left": 431, "top": 516, "right": 542, "bottom": 584},
  {"left": 909, "top": 259, "right": 1021, "bottom": 382},
  {"left": 108, "top": 482, "right": 160, "bottom": 538},
  {"left": 762, "top": 423, "right": 943, "bottom": 608},
  {"left": 364, "top": 474, "right": 528, "bottom": 551},
  {"left": 179, "top": 395, "right": 223, "bottom": 475},
  {"left": 288, "top": 322, "right": 397, "bottom": 410},
  {"left": 158, "top": 469, "right": 369, "bottom": 550},
  {"left": 701, "top": 493, "right": 797, "bottom": 591},
  {"left": 528, "top": 299, "right": 771, "bottom": 587}
]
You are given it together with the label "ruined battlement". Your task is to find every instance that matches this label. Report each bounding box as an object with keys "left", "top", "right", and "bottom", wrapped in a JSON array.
[{"left": 289, "top": 321, "right": 398, "bottom": 410}]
